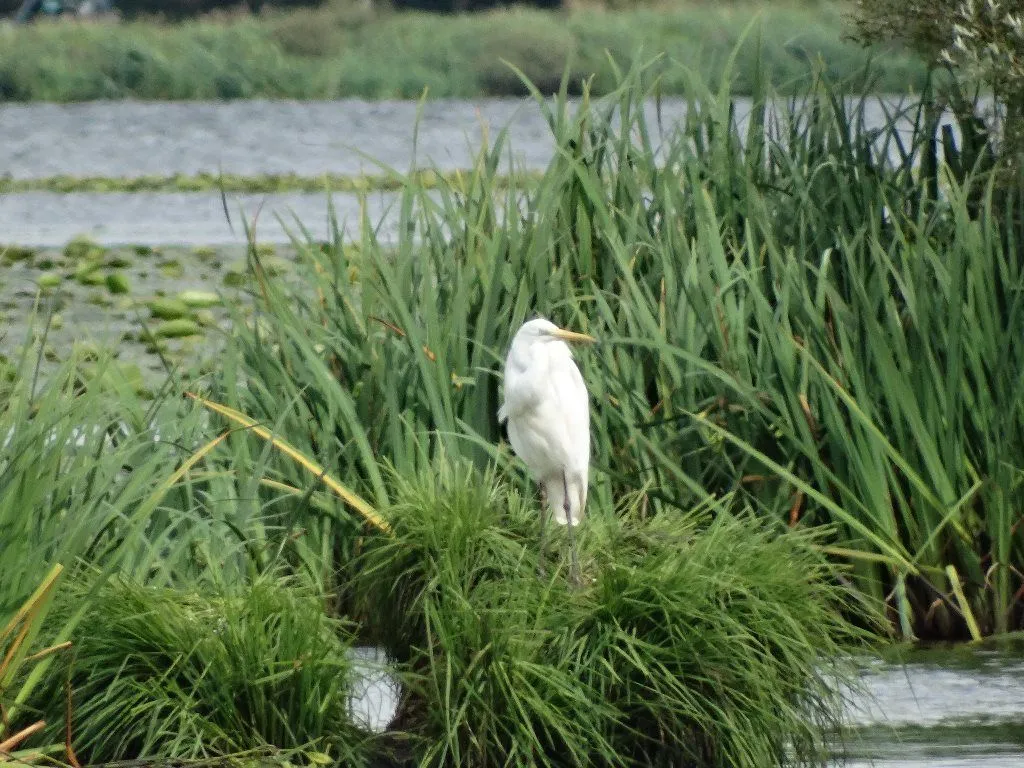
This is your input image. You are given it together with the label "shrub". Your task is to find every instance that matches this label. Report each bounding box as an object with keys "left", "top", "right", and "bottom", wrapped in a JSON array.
[
  {"left": 459, "top": 11, "right": 581, "bottom": 95},
  {"left": 853, "top": 0, "right": 1024, "bottom": 159},
  {"left": 27, "top": 578, "right": 371, "bottom": 764},
  {"left": 268, "top": 7, "right": 344, "bottom": 56}
]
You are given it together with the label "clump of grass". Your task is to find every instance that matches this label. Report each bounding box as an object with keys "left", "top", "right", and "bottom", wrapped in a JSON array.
[
  {"left": 28, "top": 577, "right": 370, "bottom": 765},
  {"left": 570, "top": 507, "right": 855, "bottom": 766},
  {"left": 351, "top": 461, "right": 860, "bottom": 767}
]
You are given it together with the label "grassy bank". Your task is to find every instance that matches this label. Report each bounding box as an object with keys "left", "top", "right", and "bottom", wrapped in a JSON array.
[{"left": 0, "top": 2, "right": 928, "bottom": 101}]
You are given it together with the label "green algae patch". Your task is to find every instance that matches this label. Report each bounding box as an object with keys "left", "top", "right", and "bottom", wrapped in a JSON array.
[{"left": 0, "top": 170, "right": 541, "bottom": 195}]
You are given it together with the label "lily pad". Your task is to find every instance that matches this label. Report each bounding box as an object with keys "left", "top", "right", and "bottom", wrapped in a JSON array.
[
  {"left": 154, "top": 319, "right": 201, "bottom": 339},
  {"left": 106, "top": 273, "right": 131, "bottom": 295},
  {"left": 148, "top": 298, "right": 189, "bottom": 320},
  {"left": 37, "top": 272, "right": 63, "bottom": 290},
  {"left": 178, "top": 290, "right": 221, "bottom": 308}
]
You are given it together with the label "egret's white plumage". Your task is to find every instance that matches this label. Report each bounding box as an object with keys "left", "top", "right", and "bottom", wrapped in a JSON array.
[{"left": 498, "top": 318, "right": 594, "bottom": 527}]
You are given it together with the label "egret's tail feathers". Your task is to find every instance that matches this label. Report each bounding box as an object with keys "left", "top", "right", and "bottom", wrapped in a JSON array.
[{"left": 544, "top": 473, "right": 586, "bottom": 527}]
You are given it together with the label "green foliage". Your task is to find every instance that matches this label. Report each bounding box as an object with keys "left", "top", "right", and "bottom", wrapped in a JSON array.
[
  {"left": 27, "top": 577, "right": 369, "bottom": 764},
  {"left": 0, "top": 566, "right": 65, "bottom": 760},
  {"left": 0, "top": 341, "right": 189, "bottom": 617},
  {"left": 3, "top": 50, "right": 1022, "bottom": 768},
  {"left": 352, "top": 461, "right": 856, "bottom": 767},
  {"left": 214, "top": 60, "right": 1024, "bottom": 639},
  {"left": 0, "top": 4, "right": 928, "bottom": 101}
]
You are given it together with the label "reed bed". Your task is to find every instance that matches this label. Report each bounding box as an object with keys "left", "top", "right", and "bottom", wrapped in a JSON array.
[
  {"left": 214, "top": 60, "right": 1024, "bottom": 640},
  {"left": 3, "top": 57, "right": 1022, "bottom": 767}
]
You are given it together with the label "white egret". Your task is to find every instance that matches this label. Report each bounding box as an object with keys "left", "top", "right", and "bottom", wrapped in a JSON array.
[{"left": 498, "top": 317, "right": 595, "bottom": 579}]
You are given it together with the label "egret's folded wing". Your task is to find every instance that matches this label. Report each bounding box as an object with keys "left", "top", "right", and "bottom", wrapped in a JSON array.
[{"left": 550, "top": 358, "right": 590, "bottom": 474}]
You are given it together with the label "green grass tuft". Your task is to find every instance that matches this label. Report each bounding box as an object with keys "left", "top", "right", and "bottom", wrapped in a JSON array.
[
  {"left": 352, "top": 461, "right": 859, "bottom": 767},
  {"left": 29, "top": 577, "right": 371, "bottom": 764}
]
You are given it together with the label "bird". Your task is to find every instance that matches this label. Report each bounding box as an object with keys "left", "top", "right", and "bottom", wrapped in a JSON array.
[{"left": 498, "top": 317, "right": 595, "bottom": 580}]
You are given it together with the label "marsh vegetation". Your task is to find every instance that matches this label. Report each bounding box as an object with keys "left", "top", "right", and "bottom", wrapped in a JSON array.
[
  {"left": 0, "top": 1, "right": 929, "bottom": 101},
  {"left": 3, "top": 56, "right": 1023, "bottom": 766}
]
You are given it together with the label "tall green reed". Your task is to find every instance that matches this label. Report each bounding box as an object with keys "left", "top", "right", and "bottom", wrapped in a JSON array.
[{"left": 216, "top": 57, "right": 1024, "bottom": 639}]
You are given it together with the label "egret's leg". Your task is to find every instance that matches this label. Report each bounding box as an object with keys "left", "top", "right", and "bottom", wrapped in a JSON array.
[
  {"left": 562, "top": 471, "right": 580, "bottom": 585},
  {"left": 537, "top": 486, "right": 549, "bottom": 578}
]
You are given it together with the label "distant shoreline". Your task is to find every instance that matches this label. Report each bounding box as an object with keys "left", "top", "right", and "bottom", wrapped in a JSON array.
[{"left": 0, "top": 3, "right": 928, "bottom": 102}]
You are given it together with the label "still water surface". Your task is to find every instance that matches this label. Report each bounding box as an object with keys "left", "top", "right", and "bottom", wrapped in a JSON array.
[
  {"left": 2, "top": 96, "right": 932, "bottom": 246},
  {"left": 2, "top": 98, "right": 1022, "bottom": 766}
]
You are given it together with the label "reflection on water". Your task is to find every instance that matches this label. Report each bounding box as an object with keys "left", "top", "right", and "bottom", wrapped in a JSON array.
[{"left": 836, "top": 647, "right": 1024, "bottom": 767}]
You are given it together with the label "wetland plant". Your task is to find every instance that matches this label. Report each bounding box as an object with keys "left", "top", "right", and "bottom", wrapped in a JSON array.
[
  {"left": 27, "top": 577, "right": 371, "bottom": 765},
  {"left": 351, "top": 462, "right": 856, "bottom": 767},
  {"left": 216, "top": 61, "right": 1024, "bottom": 639},
  {"left": 2, "top": 54, "right": 1022, "bottom": 768}
]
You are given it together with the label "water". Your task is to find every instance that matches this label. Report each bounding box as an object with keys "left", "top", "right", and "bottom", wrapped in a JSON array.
[
  {"left": 2, "top": 98, "right": 1021, "bottom": 765},
  {"left": 0, "top": 95, "right": 935, "bottom": 246},
  {"left": 0, "top": 189, "right": 411, "bottom": 246},
  {"left": 840, "top": 649, "right": 1024, "bottom": 766},
  {"left": 1, "top": 99, "right": 570, "bottom": 178}
]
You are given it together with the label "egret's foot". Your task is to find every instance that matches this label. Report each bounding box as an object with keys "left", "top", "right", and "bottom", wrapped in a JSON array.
[{"left": 566, "top": 544, "right": 583, "bottom": 587}]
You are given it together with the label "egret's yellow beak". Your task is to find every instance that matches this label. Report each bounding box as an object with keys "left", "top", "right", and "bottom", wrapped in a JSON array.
[{"left": 550, "top": 327, "right": 597, "bottom": 344}]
